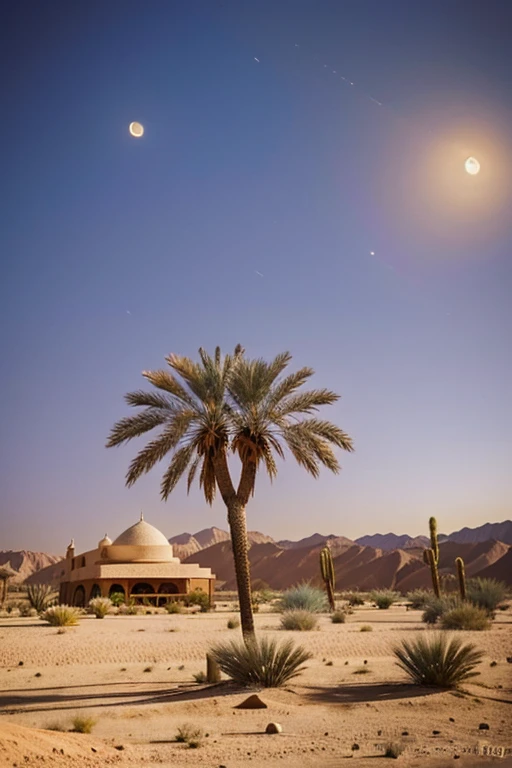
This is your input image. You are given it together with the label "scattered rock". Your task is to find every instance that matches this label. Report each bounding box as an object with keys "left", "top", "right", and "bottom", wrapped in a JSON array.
[
  {"left": 18, "top": 661, "right": 23, "bottom": 666},
  {"left": 377, "top": 730, "right": 382, "bottom": 736},
  {"left": 236, "top": 694, "right": 268, "bottom": 709},
  {"left": 34, "top": 673, "right": 41, "bottom": 677},
  {"left": 324, "top": 732, "right": 329, "bottom": 736},
  {"left": 490, "top": 661, "right": 497, "bottom": 667},
  {"left": 344, "top": 661, "right": 349, "bottom": 665},
  {"left": 433, "top": 730, "right": 441, "bottom": 735},
  {"left": 478, "top": 723, "right": 489, "bottom": 730},
  {"left": 402, "top": 731, "right": 409, "bottom": 737},
  {"left": 114, "top": 745, "right": 125, "bottom": 751},
  {"left": 449, "top": 718, "right": 455, "bottom": 722},
  {"left": 454, "top": 755, "right": 460, "bottom": 760},
  {"left": 506, "top": 657, "right": 512, "bottom": 664},
  {"left": 265, "top": 723, "right": 282, "bottom": 734},
  {"left": 363, "top": 660, "right": 368, "bottom": 665},
  {"left": 351, "top": 743, "right": 360, "bottom": 751},
  {"left": 91, "top": 748, "right": 97, "bottom": 753}
]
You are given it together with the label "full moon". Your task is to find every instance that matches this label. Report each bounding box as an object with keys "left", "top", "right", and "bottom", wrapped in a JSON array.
[
  {"left": 129, "top": 121, "right": 144, "bottom": 138},
  {"left": 465, "top": 157, "right": 480, "bottom": 175}
]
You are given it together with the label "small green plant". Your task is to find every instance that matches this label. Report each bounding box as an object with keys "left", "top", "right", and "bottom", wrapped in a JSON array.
[
  {"left": 278, "top": 583, "right": 327, "bottom": 613},
  {"left": 175, "top": 723, "right": 204, "bottom": 748},
  {"left": 280, "top": 610, "right": 318, "bottom": 631},
  {"left": 27, "top": 584, "right": 54, "bottom": 612},
  {"left": 440, "top": 604, "right": 491, "bottom": 631},
  {"left": 193, "top": 671, "right": 207, "bottom": 683},
  {"left": 384, "top": 742, "right": 405, "bottom": 759},
  {"left": 165, "top": 600, "right": 183, "bottom": 614},
  {"left": 406, "top": 589, "right": 432, "bottom": 610},
  {"left": 360, "top": 624, "right": 373, "bottom": 632},
  {"left": 71, "top": 715, "right": 97, "bottom": 734},
  {"left": 109, "top": 592, "right": 126, "bottom": 607},
  {"left": 370, "top": 590, "right": 399, "bottom": 609},
  {"left": 210, "top": 636, "right": 312, "bottom": 687},
  {"left": 421, "top": 595, "right": 461, "bottom": 625},
  {"left": 393, "top": 633, "right": 483, "bottom": 688},
  {"left": 183, "top": 589, "right": 210, "bottom": 612},
  {"left": 331, "top": 610, "right": 346, "bottom": 623},
  {"left": 466, "top": 578, "right": 507, "bottom": 614},
  {"left": 41, "top": 605, "right": 80, "bottom": 627},
  {"left": 88, "top": 597, "right": 112, "bottom": 619},
  {"left": 347, "top": 593, "right": 365, "bottom": 606},
  {"left": 227, "top": 616, "right": 240, "bottom": 629}
]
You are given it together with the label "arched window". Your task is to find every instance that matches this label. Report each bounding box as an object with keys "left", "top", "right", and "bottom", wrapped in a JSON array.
[
  {"left": 73, "top": 585, "right": 86, "bottom": 607},
  {"left": 90, "top": 584, "right": 101, "bottom": 600},
  {"left": 109, "top": 584, "right": 125, "bottom": 598},
  {"left": 157, "top": 582, "right": 179, "bottom": 607},
  {"left": 131, "top": 583, "right": 154, "bottom": 595}
]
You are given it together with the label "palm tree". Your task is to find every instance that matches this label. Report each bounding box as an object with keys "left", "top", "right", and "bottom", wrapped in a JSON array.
[{"left": 106, "top": 346, "right": 353, "bottom": 640}]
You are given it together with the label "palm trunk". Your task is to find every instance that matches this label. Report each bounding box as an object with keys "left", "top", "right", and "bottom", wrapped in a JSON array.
[{"left": 227, "top": 500, "right": 255, "bottom": 641}]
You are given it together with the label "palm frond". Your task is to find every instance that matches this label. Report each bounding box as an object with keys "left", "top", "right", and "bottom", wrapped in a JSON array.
[
  {"left": 186, "top": 455, "right": 201, "bottom": 493},
  {"left": 160, "top": 443, "right": 197, "bottom": 500},
  {"left": 265, "top": 367, "right": 315, "bottom": 410},
  {"left": 142, "top": 369, "right": 197, "bottom": 408},
  {"left": 199, "top": 455, "right": 216, "bottom": 505},
  {"left": 298, "top": 419, "right": 354, "bottom": 452},
  {"left": 125, "top": 413, "right": 194, "bottom": 486},
  {"left": 124, "top": 390, "right": 175, "bottom": 410},
  {"left": 275, "top": 389, "right": 339, "bottom": 417},
  {"left": 106, "top": 409, "right": 169, "bottom": 448}
]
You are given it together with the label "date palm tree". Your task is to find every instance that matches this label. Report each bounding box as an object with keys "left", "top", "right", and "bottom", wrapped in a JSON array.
[{"left": 106, "top": 346, "right": 353, "bottom": 641}]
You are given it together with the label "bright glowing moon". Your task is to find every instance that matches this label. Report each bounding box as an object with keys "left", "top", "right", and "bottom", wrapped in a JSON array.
[
  {"left": 465, "top": 157, "right": 480, "bottom": 175},
  {"left": 129, "top": 121, "right": 144, "bottom": 138}
]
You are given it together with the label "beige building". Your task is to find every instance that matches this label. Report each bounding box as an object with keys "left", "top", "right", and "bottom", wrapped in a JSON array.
[{"left": 59, "top": 514, "right": 215, "bottom": 607}]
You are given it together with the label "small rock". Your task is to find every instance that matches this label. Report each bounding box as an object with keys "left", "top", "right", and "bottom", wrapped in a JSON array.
[
  {"left": 18, "top": 661, "right": 23, "bottom": 666},
  {"left": 351, "top": 743, "right": 360, "bottom": 751},
  {"left": 478, "top": 723, "right": 489, "bottom": 730},
  {"left": 324, "top": 732, "right": 329, "bottom": 736},
  {"left": 402, "top": 731, "right": 409, "bottom": 736},
  {"left": 490, "top": 661, "right": 497, "bottom": 667},
  {"left": 344, "top": 661, "right": 348, "bottom": 665},
  {"left": 114, "top": 745, "right": 124, "bottom": 751},
  {"left": 449, "top": 718, "right": 455, "bottom": 722},
  {"left": 454, "top": 755, "right": 460, "bottom": 760},
  {"left": 34, "top": 673, "right": 41, "bottom": 678},
  {"left": 363, "top": 660, "right": 368, "bottom": 665},
  {"left": 237, "top": 694, "right": 268, "bottom": 710},
  {"left": 506, "top": 657, "right": 512, "bottom": 664},
  {"left": 265, "top": 723, "right": 282, "bottom": 734},
  {"left": 433, "top": 730, "right": 441, "bottom": 735},
  {"left": 91, "top": 748, "right": 97, "bottom": 753},
  {"left": 377, "top": 730, "right": 382, "bottom": 736}
]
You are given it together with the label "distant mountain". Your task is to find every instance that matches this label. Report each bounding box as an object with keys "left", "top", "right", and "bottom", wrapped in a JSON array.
[
  {"left": 278, "top": 533, "right": 353, "bottom": 550},
  {"left": 446, "top": 521, "right": 512, "bottom": 545},
  {"left": 355, "top": 533, "right": 430, "bottom": 550},
  {"left": 169, "top": 527, "right": 275, "bottom": 560},
  {"left": 0, "top": 551, "right": 63, "bottom": 584}
]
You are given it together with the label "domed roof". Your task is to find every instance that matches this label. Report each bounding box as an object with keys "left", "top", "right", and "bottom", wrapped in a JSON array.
[
  {"left": 98, "top": 534, "right": 112, "bottom": 548},
  {"left": 113, "top": 515, "right": 170, "bottom": 547}
]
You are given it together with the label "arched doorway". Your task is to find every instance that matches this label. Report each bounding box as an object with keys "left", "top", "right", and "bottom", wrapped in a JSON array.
[
  {"left": 90, "top": 584, "right": 101, "bottom": 600},
  {"left": 131, "top": 582, "right": 155, "bottom": 605},
  {"left": 157, "top": 582, "right": 179, "bottom": 607},
  {"left": 73, "top": 585, "right": 86, "bottom": 607},
  {"left": 108, "top": 584, "right": 126, "bottom": 606}
]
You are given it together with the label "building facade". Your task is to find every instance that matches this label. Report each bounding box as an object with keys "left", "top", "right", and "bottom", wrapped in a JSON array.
[{"left": 59, "top": 514, "right": 215, "bottom": 607}]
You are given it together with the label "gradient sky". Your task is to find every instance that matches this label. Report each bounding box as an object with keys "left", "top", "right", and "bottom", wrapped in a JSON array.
[{"left": 1, "top": 0, "right": 511, "bottom": 554}]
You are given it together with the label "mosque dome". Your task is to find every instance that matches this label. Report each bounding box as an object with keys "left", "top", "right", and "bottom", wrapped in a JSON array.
[
  {"left": 98, "top": 534, "right": 112, "bottom": 548},
  {"left": 113, "top": 516, "right": 170, "bottom": 547}
]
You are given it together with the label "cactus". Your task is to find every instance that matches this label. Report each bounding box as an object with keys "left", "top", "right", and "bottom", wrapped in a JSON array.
[
  {"left": 26, "top": 583, "right": 54, "bottom": 612},
  {"left": 320, "top": 546, "right": 336, "bottom": 612},
  {"left": 423, "top": 517, "right": 441, "bottom": 598},
  {"left": 455, "top": 557, "right": 466, "bottom": 600}
]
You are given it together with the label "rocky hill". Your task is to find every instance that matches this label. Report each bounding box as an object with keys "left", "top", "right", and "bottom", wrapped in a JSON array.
[
  {"left": 445, "top": 520, "right": 512, "bottom": 545},
  {"left": 0, "top": 551, "right": 62, "bottom": 584},
  {"left": 169, "top": 527, "right": 274, "bottom": 560},
  {"left": 355, "top": 533, "right": 430, "bottom": 550}
]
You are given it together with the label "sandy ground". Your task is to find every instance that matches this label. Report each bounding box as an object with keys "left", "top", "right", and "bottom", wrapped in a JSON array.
[{"left": 0, "top": 605, "right": 511, "bottom": 767}]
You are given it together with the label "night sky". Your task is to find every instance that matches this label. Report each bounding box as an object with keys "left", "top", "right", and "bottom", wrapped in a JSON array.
[{"left": 1, "top": 1, "right": 511, "bottom": 553}]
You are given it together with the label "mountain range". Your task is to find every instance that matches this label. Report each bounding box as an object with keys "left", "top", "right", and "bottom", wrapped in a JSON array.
[{"left": 3, "top": 520, "right": 510, "bottom": 590}]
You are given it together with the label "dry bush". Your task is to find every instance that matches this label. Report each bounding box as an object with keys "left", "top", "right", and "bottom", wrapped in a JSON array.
[
  {"left": 280, "top": 610, "right": 318, "bottom": 631},
  {"left": 440, "top": 604, "right": 491, "bottom": 631},
  {"left": 71, "top": 715, "right": 97, "bottom": 733},
  {"left": 41, "top": 605, "right": 80, "bottom": 627},
  {"left": 210, "top": 636, "right": 311, "bottom": 688},
  {"left": 393, "top": 633, "right": 483, "bottom": 688}
]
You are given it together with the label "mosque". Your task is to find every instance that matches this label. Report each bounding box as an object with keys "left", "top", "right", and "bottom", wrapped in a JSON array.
[{"left": 58, "top": 514, "right": 215, "bottom": 607}]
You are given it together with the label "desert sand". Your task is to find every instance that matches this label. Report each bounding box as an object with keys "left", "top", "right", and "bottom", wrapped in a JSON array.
[{"left": 0, "top": 604, "right": 511, "bottom": 767}]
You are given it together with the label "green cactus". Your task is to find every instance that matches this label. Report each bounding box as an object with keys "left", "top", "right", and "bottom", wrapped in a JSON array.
[
  {"left": 320, "top": 546, "right": 336, "bottom": 612},
  {"left": 455, "top": 557, "right": 466, "bottom": 600},
  {"left": 27, "top": 583, "right": 54, "bottom": 613},
  {"left": 423, "top": 517, "right": 441, "bottom": 598}
]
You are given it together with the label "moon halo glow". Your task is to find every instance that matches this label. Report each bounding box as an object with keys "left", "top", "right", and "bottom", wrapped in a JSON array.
[
  {"left": 129, "top": 122, "right": 144, "bottom": 138},
  {"left": 465, "top": 157, "right": 480, "bottom": 175}
]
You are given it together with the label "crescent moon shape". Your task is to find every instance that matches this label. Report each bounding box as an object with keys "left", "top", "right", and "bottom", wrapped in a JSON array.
[
  {"left": 129, "top": 121, "right": 144, "bottom": 138},
  {"left": 465, "top": 157, "right": 480, "bottom": 175}
]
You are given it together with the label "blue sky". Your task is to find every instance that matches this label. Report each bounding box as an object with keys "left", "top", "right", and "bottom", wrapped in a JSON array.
[{"left": 1, "top": 0, "right": 511, "bottom": 553}]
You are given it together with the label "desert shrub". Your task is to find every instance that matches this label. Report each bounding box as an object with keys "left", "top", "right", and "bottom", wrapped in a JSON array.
[
  {"left": 165, "top": 601, "right": 183, "bottom": 614},
  {"left": 175, "top": 723, "right": 204, "bottom": 748},
  {"left": 46, "top": 721, "right": 67, "bottom": 732},
  {"left": 466, "top": 578, "right": 507, "bottom": 614},
  {"left": 183, "top": 589, "right": 210, "bottom": 613},
  {"left": 393, "top": 633, "right": 483, "bottom": 687},
  {"left": 331, "top": 610, "right": 346, "bottom": 623},
  {"left": 440, "top": 604, "right": 491, "bottom": 631},
  {"left": 407, "top": 589, "right": 432, "bottom": 610},
  {"left": 227, "top": 616, "right": 240, "bottom": 629},
  {"left": 384, "top": 742, "right": 405, "bottom": 759},
  {"left": 27, "top": 584, "right": 54, "bottom": 612},
  {"left": 193, "top": 671, "right": 207, "bottom": 683},
  {"left": 210, "top": 636, "right": 312, "bottom": 687},
  {"left": 370, "top": 590, "right": 399, "bottom": 609},
  {"left": 109, "top": 592, "right": 126, "bottom": 607},
  {"left": 255, "top": 588, "right": 275, "bottom": 604},
  {"left": 71, "top": 715, "right": 96, "bottom": 733},
  {"left": 280, "top": 610, "right": 318, "bottom": 631},
  {"left": 278, "top": 583, "right": 327, "bottom": 613},
  {"left": 118, "top": 602, "right": 140, "bottom": 615},
  {"left": 18, "top": 602, "right": 37, "bottom": 617},
  {"left": 347, "top": 593, "right": 365, "bottom": 606},
  {"left": 421, "top": 595, "right": 461, "bottom": 625},
  {"left": 88, "top": 597, "right": 112, "bottom": 619},
  {"left": 360, "top": 624, "right": 373, "bottom": 632},
  {"left": 41, "top": 605, "right": 80, "bottom": 627}
]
